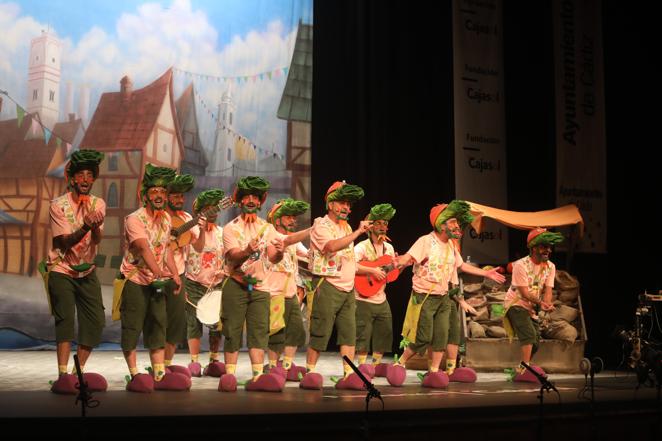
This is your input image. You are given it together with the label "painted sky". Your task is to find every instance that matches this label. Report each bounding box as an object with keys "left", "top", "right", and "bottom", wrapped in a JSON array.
[{"left": 0, "top": 0, "right": 312, "bottom": 160}]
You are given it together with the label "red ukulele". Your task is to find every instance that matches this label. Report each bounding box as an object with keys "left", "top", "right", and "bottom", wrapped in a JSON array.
[{"left": 354, "top": 255, "right": 401, "bottom": 297}]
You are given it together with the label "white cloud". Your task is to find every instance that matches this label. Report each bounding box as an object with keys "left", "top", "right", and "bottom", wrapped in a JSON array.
[{"left": 0, "top": 0, "right": 299, "bottom": 159}]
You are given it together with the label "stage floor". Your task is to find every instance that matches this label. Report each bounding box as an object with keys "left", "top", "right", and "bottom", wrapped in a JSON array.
[{"left": 1, "top": 351, "right": 660, "bottom": 441}]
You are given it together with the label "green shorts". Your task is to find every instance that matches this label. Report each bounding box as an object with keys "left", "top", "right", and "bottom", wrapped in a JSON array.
[
  {"left": 309, "top": 278, "right": 356, "bottom": 352},
  {"left": 48, "top": 270, "right": 105, "bottom": 347},
  {"left": 355, "top": 299, "right": 393, "bottom": 353},
  {"left": 120, "top": 280, "right": 167, "bottom": 351},
  {"left": 506, "top": 306, "right": 540, "bottom": 348},
  {"left": 221, "top": 278, "right": 269, "bottom": 352},
  {"left": 165, "top": 273, "right": 186, "bottom": 345},
  {"left": 408, "top": 292, "right": 452, "bottom": 355},
  {"left": 268, "top": 296, "right": 306, "bottom": 352},
  {"left": 447, "top": 300, "right": 461, "bottom": 346},
  {"left": 185, "top": 277, "right": 222, "bottom": 339}
]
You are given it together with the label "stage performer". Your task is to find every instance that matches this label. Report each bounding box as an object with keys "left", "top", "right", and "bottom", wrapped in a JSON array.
[
  {"left": 184, "top": 189, "right": 227, "bottom": 378},
  {"left": 219, "top": 177, "right": 286, "bottom": 392},
  {"left": 264, "top": 198, "right": 311, "bottom": 382},
  {"left": 503, "top": 228, "right": 561, "bottom": 382},
  {"left": 302, "top": 181, "right": 371, "bottom": 391},
  {"left": 47, "top": 149, "right": 108, "bottom": 394},
  {"left": 353, "top": 203, "right": 397, "bottom": 378},
  {"left": 392, "top": 201, "right": 505, "bottom": 388},
  {"left": 162, "top": 173, "right": 196, "bottom": 377},
  {"left": 120, "top": 164, "right": 189, "bottom": 392}
]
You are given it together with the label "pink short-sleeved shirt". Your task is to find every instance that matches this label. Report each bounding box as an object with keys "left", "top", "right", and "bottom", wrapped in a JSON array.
[
  {"left": 222, "top": 215, "right": 276, "bottom": 292},
  {"left": 263, "top": 234, "right": 299, "bottom": 298},
  {"left": 504, "top": 256, "right": 556, "bottom": 315},
  {"left": 163, "top": 210, "right": 194, "bottom": 277},
  {"left": 120, "top": 207, "right": 172, "bottom": 286},
  {"left": 407, "top": 232, "right": 463, "bottom": 295},
  {"left": 309, "top": 215, "right": 356, "bottom": 292},
  {"left": 354, "top": 238, "right": 395, "bottom": 304},
  {"left": 186, "top": 224, "right": 225, "bottom": 287},
  {"left": 47, "top": 192, "right": 106, "bottom": 278}
]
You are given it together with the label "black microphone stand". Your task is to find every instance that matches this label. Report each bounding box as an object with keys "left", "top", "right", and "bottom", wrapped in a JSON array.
[
  {"left": 73, "top": 354, "right": 99, "bottom": 418},
  {"left": 521, "top": 361, "right": 560, "bottom": 441},
  {"left": 342, "top": 355, "right": 384, "bottom": 413}
]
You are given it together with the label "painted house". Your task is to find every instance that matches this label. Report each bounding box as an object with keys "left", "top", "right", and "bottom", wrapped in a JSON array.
[
  {"left": 277, "top": 20, "right": 312, "bottom": 226},
  {"left": 80, "top": 68, "right": 184, "bottom": 284}
]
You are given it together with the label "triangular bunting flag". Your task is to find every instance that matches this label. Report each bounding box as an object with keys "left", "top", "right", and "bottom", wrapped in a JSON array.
[
  {"left": 56, "top": 137, "right": 62, "bottom": 148},
  {"left": 43, "top": 127, "right": 52, "bottom": 145},
  {"left": 283, "top": 67, "right": 289, "bottom": 76},
  {"left": 16, "top": 105, "right": 25, "bottom": 127},
  {"left": 267, "top": 72, "right": 272, "bottom": 80}
]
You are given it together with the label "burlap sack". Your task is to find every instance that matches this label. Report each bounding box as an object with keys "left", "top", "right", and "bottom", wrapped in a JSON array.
[
  {"left": 542, "top": 320, "right": 578, "bottom": 342},
  {"left": 463, "top": 283, "right": 483, "bottom": 294},
  {"left": 558, "top": 289, "right": 579, "bottom": 304},
  {"left": 466, "top": 294, "right": 487, "bottom": 309},
  {"left": 555, "top": 271, "right": 579, "bottom": 290},
  {"left": 486, "top": 291, "right": 506, "bottom": 302},
  {"left": 473, "top": 305, "right": 489, "bottom": 321},
  {"left": 482, "top": 278, "right": 506, "bottom": 292},
  {"left": 549, "top": 305, "right": 579, "bottom": 322},
  {"left": 486, "top": 326, "right": 507, "bottom": 338},
  {"left": 469, "top": 320, "right": 487, "bottom": 338}
]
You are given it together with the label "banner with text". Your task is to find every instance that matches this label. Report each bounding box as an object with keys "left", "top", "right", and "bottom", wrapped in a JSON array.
[
  {"left": 554, "top": 0, "right": 606, "bottom": 253},
  {"left": 453, "top": 0, "right": 508, "bottom": 264}
]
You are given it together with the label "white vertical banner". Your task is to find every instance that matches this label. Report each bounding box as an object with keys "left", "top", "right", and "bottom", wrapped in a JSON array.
[
  {"left": 453, "top": 0, "right": 508, "bottom": 264},
  {"left": 554, "top": 0, "right": 606, "bottom": 253}
]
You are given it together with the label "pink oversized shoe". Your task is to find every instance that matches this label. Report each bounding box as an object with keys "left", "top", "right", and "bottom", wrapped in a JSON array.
[
  {"left": 386, "top": 364, "right": 407, "bottom": 387},
  {"left": 421, "top": 371, "right": 449, "bottom": 389},
  {"left": 335, "top": 373, "right": 366, "bottom": 391},
  {"left": 218, "top": 373, "right": 237, "bottom": 392},
  {"left": 82, "top": 372, "right": 108, "bottom": 391},
  {"left": 448, "top": 367, "right": 477, "bottom": 383},
  {"left": 188, "top": 362, "right": 202, "bottom": 377},
  {"left": 167, "top": 365, "right": 192, "bottom": 378},
  {"left": 154, "top": 372, "right": 191, "bottom": 391},
  {"left": 203, "top": 361, "right": 226, "bottom": 377},
  {"left": 269, "top": 366, "right": 288, "bottom": 380},
  {"left": 299, "top": 372, "right": 324, "bottom": 390},
  {"left": 245, "top": 373, "right": 286, "bottom": 392},
  {"left": 514, "top": 365, "right": 547, "bottom": 384},
  {"left": 374, "top": 363, "right": 390, "bottom": 378},
  {"left": 358, "top": 363, "right": 375, "bottom": 379},
  {"left": 126, "top": 373, "right": 154, "bottom": 393},
  {"left": 50, "top": 374, "right": 78, "bottom": 395},
  {"left": 286, "top": 364, "right": 307, "bottom": 382}
]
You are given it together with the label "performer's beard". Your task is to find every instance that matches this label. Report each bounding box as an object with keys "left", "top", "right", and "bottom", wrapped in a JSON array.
[
  {"left": 72, "top": 180, "right": 92, "bottom": 197},
  {"left": 147, "top": 197, "right": 166, "bottom": 212},
  {"left": 167, "top": 201, "right": 184, "bottom": 212},
  {"left": 241, "top": 203, "right": 260, "bottom": 214},
  {"left": 531, "top": 247, "right": 551, "bottom": 263}
]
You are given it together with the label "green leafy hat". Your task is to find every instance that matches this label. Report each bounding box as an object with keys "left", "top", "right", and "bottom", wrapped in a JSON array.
[
  {"left": 430, "top": 200, "right": 474, "bottom": 232},
  {"left": 367, "top": 203, "right": 396, "bottom": 221},
  {"left": 66, "top": 149, "right": 105, "bottom": 179},
  {"left": 232, "top": 176, "right": 270, "bottom": 204},
  {"left": 140, "top": 163, "right": 176, "bottom": 198},
  {"left": 193, "top": 189, "right": 226, "bottom": 213},
  {"left": 267, "top": 198, "right": 310, "bottom": 224},
  {"left": 168, "top": 174, "right": 195, "bottom": 193},
  {"left": 324, "top": 181, "right": 365, "bottom": 208},
  {"left": 527, "top": 228, "right": 564, "bottom": 248}
]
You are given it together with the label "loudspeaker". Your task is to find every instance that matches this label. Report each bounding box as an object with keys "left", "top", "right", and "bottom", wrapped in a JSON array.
[{"left": 580, "top": 357, "right": 604, "bottom": 375}]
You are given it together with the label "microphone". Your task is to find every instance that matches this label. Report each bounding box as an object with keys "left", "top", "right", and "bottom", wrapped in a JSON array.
[{"left": 520, "top": 361, "right": 558, "bottom": 393}]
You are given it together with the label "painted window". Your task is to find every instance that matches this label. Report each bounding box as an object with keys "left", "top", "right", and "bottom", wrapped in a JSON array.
[{"left": 107, "top": 183, "right": 119, "bottom": 208}]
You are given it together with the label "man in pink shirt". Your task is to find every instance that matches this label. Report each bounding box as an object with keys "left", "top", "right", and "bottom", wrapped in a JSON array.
[
  {"left": 220, "top": 176, "right": 286, "bottom": 392},
  {"left": 47, "top": 149, "right": 107, "bottom": 394},
  {"left": 392, "top": 201, "right": 505, "bottom": 388},
  {"left": 163, "top": 174, "right": 196, "bottom": 376},
  {"left": 264, "top": 198, "right": 311, "bottom": 381},
  {"left": 119, "top": 164, "right": 189, "bottom": 393},
  {"left": 183, "top": 189, "right": 227, "bottom": 377},
  {"left": 354, "top": 203, "right": 397, "bottom": 378},
  {"left": 302, "top": 181, "right": 371, "bottom": 391},
  {"left": 503, "top": 228, "right": 562, "bottom": 382}
]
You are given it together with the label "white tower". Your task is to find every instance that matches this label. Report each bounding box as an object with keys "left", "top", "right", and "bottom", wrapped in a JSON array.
[
  {"left": 209, "top": 87, "right": 236, "bottom": 176},
  {"left": 27, "top": 30, "right": 62, "bottom": 128}
]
